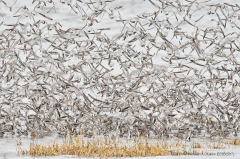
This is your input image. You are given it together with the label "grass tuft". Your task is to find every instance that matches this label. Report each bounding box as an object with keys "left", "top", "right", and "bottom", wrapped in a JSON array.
[
  {"left": 16, "top": 135, "right": 240, "bottom": 157},
  {"left": 191, "top": 140, "right": 203, "bottom": 148},
  {"left": 25, "top": 136, "right": 174, "bottom": 157},
  {"left": 225, "top": 138, "right": 240, "bottom": 146},
  {"left": 17, "top": 135, "right": 209, "bottom": 157}
]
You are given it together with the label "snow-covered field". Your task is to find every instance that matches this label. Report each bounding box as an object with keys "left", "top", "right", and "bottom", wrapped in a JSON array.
[{"left": 1, "top": 135, "right": 240, "bottom": 159}]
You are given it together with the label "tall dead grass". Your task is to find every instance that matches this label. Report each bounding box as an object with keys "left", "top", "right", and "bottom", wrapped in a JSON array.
[
  {"left": 17, "top": 134, "right": 206, "bottom": 157},
  {"left": 17, "top": 130, "right": 240, "bottom": 157}
]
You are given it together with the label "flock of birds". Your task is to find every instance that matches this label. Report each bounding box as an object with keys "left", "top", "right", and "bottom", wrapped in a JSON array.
[{"left": 0, "top": 0, "right": 240, "bottom": 140}]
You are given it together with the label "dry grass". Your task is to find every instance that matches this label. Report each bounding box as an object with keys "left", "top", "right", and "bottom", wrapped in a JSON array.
[
  {"left": 191, "top": 140, "right": 203, "bottom": 148},
  {"left": 17, "top": 135, "right": 208, "bottom": 157},
  {"left": 16, "top": 131, "right": 240, "bottom": 157},
  {"left": 225, "top": 138, "right": 240, "bottom": 146},
  {"left": 18, "top": 136, "right": 172, "bottom": 157},
  {"left": 208, "top": 141, "right": 226, "bottom": 149},
  {"left": 203, "top": 138, "right": 225, "bottom": 149}
]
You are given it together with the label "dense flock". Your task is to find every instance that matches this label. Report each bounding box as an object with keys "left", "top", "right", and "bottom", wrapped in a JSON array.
[{"left": 0, "top": 0, "right": 240, "bottom": 140}]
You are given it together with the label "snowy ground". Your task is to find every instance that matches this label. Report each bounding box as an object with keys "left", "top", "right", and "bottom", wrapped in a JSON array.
[{"left": 1, "top": 135, "right": 240, "bottom": 159}]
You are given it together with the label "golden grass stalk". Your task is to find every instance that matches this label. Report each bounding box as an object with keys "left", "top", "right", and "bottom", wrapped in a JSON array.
[
  {"left": 225, "top": 138, "right": 240, "bottom": 146},
  {"left": 18, "top": 135, "right": 208, "bottom": 157},
  {"left": 191, "top": 140, "right": 203, "bottom": 148},
  {"left": 208, "top": 141, "right": 226, "bottom": 149},
  {"left": 17, "top": 133, "right": 240, "bottom": 157},
  {"left": 26, "top": 136, "right": 173, "bottom": 157}
]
